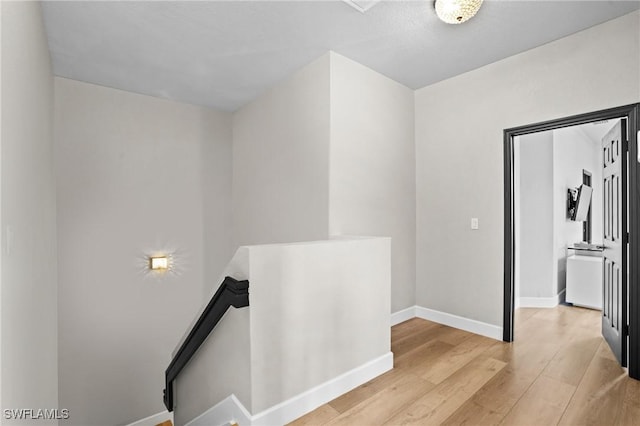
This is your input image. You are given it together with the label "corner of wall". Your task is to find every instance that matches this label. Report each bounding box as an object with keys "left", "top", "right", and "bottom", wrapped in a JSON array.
[
  {"left": 230, "top": 51, "right": 331, "bottom": 248},
  {"left": 0, "top": 0, "right": 4, "bottom": 413},
  {"left": 1, "top": 0, "right": 58, "bottom": 416}
]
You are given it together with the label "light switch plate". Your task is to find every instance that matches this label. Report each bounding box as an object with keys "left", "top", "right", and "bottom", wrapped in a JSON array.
[{"left": 471, "top": 218, "right": 479, "bottom": 230}]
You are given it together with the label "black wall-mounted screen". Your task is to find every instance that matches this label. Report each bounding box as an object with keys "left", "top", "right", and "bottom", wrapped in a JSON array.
[{"left": 572, "top": 184, "right": 593, "bottom": 222}]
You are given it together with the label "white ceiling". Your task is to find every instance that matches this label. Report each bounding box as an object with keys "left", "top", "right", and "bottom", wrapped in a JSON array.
[
  {"left": 41, "top": 1, "right": 640, "bottom": 112},
  {"left": 579, "top": 120, "right": 620, "bottom": 145}
]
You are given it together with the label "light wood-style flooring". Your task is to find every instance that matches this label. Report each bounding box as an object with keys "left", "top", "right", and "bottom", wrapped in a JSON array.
[{"left": 288, "top": 306, "right": 640, "bottom": 425}]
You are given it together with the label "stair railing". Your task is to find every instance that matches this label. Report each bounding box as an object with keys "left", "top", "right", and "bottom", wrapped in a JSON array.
[{"left": 163, "top": 276, "right": 249, "bottom": 411}]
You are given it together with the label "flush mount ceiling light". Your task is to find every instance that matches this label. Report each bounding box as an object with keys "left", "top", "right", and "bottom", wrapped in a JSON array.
[{"left": 435, "top": 0, "right": 484, "bottom": 24}]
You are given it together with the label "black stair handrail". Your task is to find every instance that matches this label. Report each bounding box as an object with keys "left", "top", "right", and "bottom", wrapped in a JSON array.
[{"left": 163, "top": 276, "right": 249, "bottom": 412}]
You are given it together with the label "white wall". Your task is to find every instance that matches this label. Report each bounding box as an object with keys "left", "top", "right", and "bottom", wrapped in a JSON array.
[
  {"left": 202, "top": 107, "right": 234, "bottom": 297},
  {"left": 1, "top": 0, "right": 3, "bottom": 412},
  {"left": 552, "top": 125, "right": 602, "bottom": 295},
  {"left": 415, "top": 10, "right": 640, "bottom": 327},
  {"left": 248, "top": 238, "right": 390, "bottom": 414},
  {"left": 1, "top": 2, "right": 58, "bottom": 424},
  {"left": 232, "top": 54, "right": 331, "bottom": 248},
  {"left": 54, "top": 78, "right": 233, "bottom": 426},
  {"left": 515, "top": 132, "right": 555, "bottom": 299},
  {"left": 328, "top": 52, "right": 415, "bottom": 313}
]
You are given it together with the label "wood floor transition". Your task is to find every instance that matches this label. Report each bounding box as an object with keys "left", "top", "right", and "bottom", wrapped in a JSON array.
[{"left": 288, "top": 306, "right": 640, "bottom": 425}]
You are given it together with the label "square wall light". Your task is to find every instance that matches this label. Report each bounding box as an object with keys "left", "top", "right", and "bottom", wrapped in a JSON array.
[{"left": 149, "top": 256, "right": 169, "bottom": 271}]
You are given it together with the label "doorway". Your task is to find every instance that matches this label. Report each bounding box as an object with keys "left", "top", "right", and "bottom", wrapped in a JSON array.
[
  {"left": 513, "top": 122, "right": 608, "bottom": 311},
  {"left": 503, "top": 104, "right": 640, "bottom": 379}
]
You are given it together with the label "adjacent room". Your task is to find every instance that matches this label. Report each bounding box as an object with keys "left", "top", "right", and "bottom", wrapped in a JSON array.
[{"left": 515, "top": 120, "right": 615, "bottom": 312}]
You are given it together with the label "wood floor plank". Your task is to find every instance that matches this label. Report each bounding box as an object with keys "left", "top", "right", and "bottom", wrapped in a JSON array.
[
  {"left": 469, "top": 368, "right": 536, "bottom": 415},
  {"left": 532, "top": 305, "right": 594, "bottom": 328},
  {"left": 573, "top": 307, "right": 602, "bottom": 336},
  {"left": 420, "top": 334, "right": 496, "bottom": 384},
  {"left": 502, "top": 339, "right": 560, "bottom": 378},
  {"left": 616, "top": 403, "right": 640, "bottom": 426},
  {"left": 515, "top": 316, "right": 574, "bottom": 346},
  {"left": 514, "top": 307, "right": 538, "bottom": 325},
  {"left": 288, "top": 404, "right": 340, "bottom": 426},
  {"left": 428, "top": 324, "right": 473, "bottom": 346},
  {"left": 391, "top": 318, "right": 432, "bottom": 342},
  {"left": 496, "top": 317, "right": 569, "bottom": 375},
  {"left": 541, "top": 335, "right": 601, "bottom": 386},
  {"left": 391, "top": 323, "right": 446, "bottom": 358},
  {"left": 394, "top": 339, "right": 454, "bottom": 371},
  {"left": 325, "top": 372, "right": 434, "bottom": 426},
  {"left": 499, "top": 375, "right": 576, "bottom": 426},
  {"left": 558, "top": 342, "right": 627, "bottom": 426},
  {"left": 481, "top": 341, "right": 514, "bottom": 363},
  {"left": 383, "top": 357, "right": 506, "bottom": 425},
  {"left": 596, "top": 337, "right": 620, "bottom": 362},
  {"left": 440, "top": 399, "right": 504, "bottom": 426},
  {"left": 624, "top": 375, "right": 640, "bottom": 408},
  {"left": 327, "top": 367, "right": 406, "bottom": 414}
]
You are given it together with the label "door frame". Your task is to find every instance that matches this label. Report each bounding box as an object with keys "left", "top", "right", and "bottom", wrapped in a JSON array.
[{"left": 503, "top": 103, "right": 640, "bottom": 379}]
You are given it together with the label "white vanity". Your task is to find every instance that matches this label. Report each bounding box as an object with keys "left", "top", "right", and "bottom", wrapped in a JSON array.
[{"left": 565, "top": 245, "right": 603, "bottom": 310}]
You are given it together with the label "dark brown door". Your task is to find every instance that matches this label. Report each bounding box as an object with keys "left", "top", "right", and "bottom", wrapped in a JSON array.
[{"left": 602, "top": 119, "right": 628, "bottom": 366}]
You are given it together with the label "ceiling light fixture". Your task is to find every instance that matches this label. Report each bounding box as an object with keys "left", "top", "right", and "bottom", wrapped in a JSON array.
[{"left": 435, "top": 0, "right": 484, "bottom": 24}]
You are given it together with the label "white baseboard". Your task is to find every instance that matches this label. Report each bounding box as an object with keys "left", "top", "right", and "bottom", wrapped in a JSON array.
[
  {"left": 252, "top": 352, "right": 393, "bottom": 425},
  {"left": 186, "top": 352, "right": 393, "bottom": 426},
  {"left": 391, "top": 306, "right": 416, "bottom": 326},
  {"left": 186, "top": 394, "right": 252, "bottom": 426},
  {"left": 518, "top": 289, "right": 565, "bottom": 309},
  {"left": 415, "top": 306, "right": 503, "bottom": 341},
  {"left": 125, "top": 410, "right": 173, "bottom": 426}
]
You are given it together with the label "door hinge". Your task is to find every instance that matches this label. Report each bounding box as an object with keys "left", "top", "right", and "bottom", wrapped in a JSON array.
[{"left": 624, "top": 324, "right": 630, "bottom": 336}]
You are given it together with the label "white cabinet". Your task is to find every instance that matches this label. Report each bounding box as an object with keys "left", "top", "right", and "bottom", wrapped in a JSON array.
[{"left": 566, "top": 254, "right": 602, "bottom": 310}]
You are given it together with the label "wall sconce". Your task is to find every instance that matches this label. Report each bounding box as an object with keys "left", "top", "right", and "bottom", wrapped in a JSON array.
[
  {"left": 149, "top": 255, "right": 169, "bottom": 271},
  {"left": 140, "top": 249, "right": 183, "bottom": 278}
]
